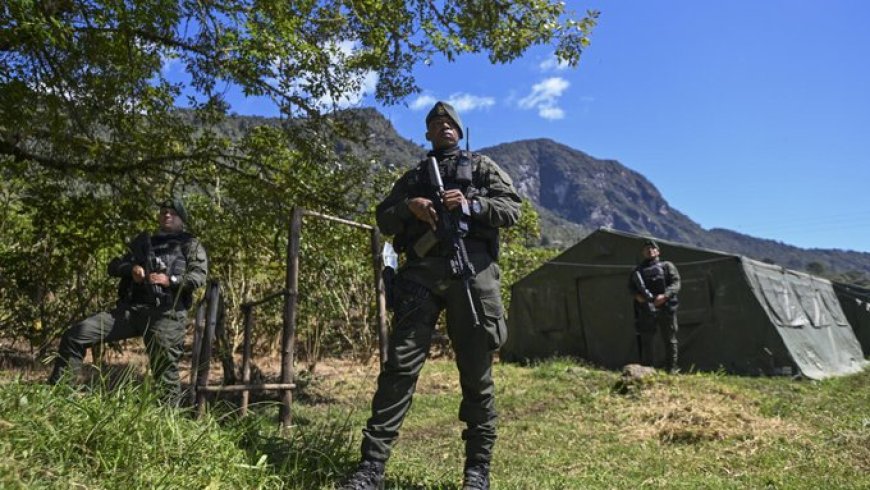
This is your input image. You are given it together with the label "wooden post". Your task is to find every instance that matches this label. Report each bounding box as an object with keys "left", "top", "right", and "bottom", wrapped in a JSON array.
[
  {"left": 240, "top": 304, "right": 254, "bottom": 417},
  {"left": 214, "top": 296, "right": 237, "bottom": 386},
  {"left": 195, "top": 280, "right": 220, "bottom": 419},
  {"left": 280, "top": 207, "right": 302, "bottom": 429},
  {"left": 370, "top": 227, "right": 388, "bottom": 369},
  {"left": 189, "top": 300, "right": 206, "bottom": 406}
]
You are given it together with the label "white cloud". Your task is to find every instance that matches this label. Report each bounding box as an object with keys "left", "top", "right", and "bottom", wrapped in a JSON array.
[
  {"left": 539, "top": 54, "right": 570, "bottom": 72},
  {"left": 161, "top": 57, "right": 180, "bottom": 75},
  {"left": 446, "top": 93, "right": 496, "bottom": 112},
  {"left": 159, "top": 48, "right": 183, "bottom": 75},
  {"left": 318, "top": 40, "right": 379, "bottom": 109},
  {"left": 411, "top": 95, "right": 438, "bottom": 110},
  {"left": 331, "top": 69, "right": 378, "bottom": 108},
  {"left": 518, "top": 77, "right": 570, "bottom": 120},
  {"left": 410, "top": 92, "right": 495, "bottom": 113},
  {"left": 539, "top": 106, "right": 565, "bottom": 119}
]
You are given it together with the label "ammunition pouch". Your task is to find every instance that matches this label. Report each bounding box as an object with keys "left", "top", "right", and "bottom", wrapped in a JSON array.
[{"left": 479, "top": 293, "right": 508, "bottom": 352}]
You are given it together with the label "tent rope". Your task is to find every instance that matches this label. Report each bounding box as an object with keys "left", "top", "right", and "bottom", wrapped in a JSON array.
[{"left": 546, "top": 256, "right": 737, "bottom": 269}]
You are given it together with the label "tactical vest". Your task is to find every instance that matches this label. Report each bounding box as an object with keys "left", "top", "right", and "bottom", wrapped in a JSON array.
[
  {"left": 394, "top": 150, "right": 500, "bottom": 259},
  {"left": 638, "top": 260, "right": 669, "bottom": 295},
  {"left": 120, "top": 232, "right": 196, "bottom": 310}
]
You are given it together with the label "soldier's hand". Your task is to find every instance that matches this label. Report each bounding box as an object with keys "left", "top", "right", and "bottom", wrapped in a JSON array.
[
  {"left": 149, "top": 272, "right": 170, "bottom": 287},
  {"left": 408, "top": 197, "right": 438, "bottom": 230},
  {"left": 441, "top": 189, "right": 466, "bottom": 211},
  {"left": 132, "top": 265, "right": 146, "bottom": 283},
  {"left": 634, "top": 293, "right": 647, "bottom": 304},
  {"left": 654, "top": 294, "right": 668, "bottom": 307}
]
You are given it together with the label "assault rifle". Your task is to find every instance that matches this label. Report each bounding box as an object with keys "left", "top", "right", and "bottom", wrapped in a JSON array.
[
  {"left": 632, "top": 270, "right": 657, "bottom": 313},
  {"left": 419, "top": 156, "right": 481, "bottom": 327}
]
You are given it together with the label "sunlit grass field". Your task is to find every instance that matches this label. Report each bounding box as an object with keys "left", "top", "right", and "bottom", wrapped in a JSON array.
[{"left": 1, "top": 357, "right": 868, "bottom": 489}]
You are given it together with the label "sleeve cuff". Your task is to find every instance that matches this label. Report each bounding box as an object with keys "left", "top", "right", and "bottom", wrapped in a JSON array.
[
  {"left": 115, "top": 262, "right": 133, "bottom": 278},
  {"left": 473, "top": 198, "right": 490, "bottom": 221},
  {"left": 396, "top": 199, "right": 414, "bottom": 220}
]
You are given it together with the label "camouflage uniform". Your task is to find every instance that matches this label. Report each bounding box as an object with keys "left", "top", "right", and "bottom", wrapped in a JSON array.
[
  {"left": 629, "top": 256, "right": 681, "bottom": 372},
  {"left": 49, "top": 229, "right": 208, "bottom": 401},
  {"left": 360, "top": 144, "right": 521, "bottom": 470}
]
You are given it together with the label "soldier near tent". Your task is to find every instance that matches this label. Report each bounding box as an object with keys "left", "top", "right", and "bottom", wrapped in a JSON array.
[
  {"left": 341, "top": 101, "right": 521, "bottom": 490},
  {"left": 628, "top": 238, "right": 681, "bottom": 373},
  {"left": 48, "top": 198, "right": 208, "bottom": 403}
]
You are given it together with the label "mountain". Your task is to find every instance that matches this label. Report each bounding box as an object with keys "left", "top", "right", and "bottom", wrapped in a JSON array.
[
  {"left": 478, "top": 138, "right": 870, "bottom": 278},
  {"left": 220, "top": 110, "right": 870, "bottom": 280},
  {"left": 480, "top": 139, "right": 701, "bottom": 245}
]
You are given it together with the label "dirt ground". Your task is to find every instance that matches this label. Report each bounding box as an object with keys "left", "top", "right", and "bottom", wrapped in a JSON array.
[{"left": 0, "top": 334, "right": 388, "bottom": 405}]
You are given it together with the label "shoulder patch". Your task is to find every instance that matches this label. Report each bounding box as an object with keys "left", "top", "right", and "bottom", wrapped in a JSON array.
[
  {"left": 491, "top": 162, "right": 514, "bottom": 186},
  {"left": 497, "top": 166, "right": 514, "bottom": 186},
  {"left": 475, "top": 154, "right": 514, "bottom": 186}
]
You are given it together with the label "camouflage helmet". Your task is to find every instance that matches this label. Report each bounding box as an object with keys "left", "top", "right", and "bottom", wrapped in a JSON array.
[{"left": 425, "top": 101, "right": 464, "bottom": 139}]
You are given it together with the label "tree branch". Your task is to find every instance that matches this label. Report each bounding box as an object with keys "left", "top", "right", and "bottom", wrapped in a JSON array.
[{"left": 69, "top": 26, "right": 211, "bottom": 56}]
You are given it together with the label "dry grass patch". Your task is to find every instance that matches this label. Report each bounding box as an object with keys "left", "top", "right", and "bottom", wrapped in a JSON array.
[
  {"left": 619, "top": 377, "right": 805, "bottom": 446},
  {"left": 297, "top": 356, "right": 464, "bottom": 403},
  {"left": 413, "top": 366, "right": 461, "bottom": 395}
]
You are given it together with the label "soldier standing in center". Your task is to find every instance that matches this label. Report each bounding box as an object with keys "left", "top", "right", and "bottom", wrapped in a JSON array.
[{"left": 341, "top": 101, "right": 521, "bottom": 490}]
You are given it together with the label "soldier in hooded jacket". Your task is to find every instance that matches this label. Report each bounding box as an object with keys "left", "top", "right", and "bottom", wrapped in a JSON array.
[
  {"left": 628, "top": 239, "right": 681, "bottom": 373},
  {"left": 342, "top": 101, "right": 521, "bottom": 490},
  {"left": 48, "top": 198, "right": 208, "bottom": 403}
]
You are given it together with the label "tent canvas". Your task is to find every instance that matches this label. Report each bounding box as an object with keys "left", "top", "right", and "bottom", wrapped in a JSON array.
[
  {"left": 833, "top": 282, "right": 870, "bottom": 357},
  {"left": 504, "top": 229, "right": 868, "bottom": 379}
]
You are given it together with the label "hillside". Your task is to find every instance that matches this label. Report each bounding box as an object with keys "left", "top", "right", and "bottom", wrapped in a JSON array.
[
  {"left": 481, "top": 139, "right": 702, "bottom": 245},
  {"left": 479, "top": 138, "right": 870, "bottom": 277},
  {"left": 221, "top": 109, "right": 870, "bottom": 279}
]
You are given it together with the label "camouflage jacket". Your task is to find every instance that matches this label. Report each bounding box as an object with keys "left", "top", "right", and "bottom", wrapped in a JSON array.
[
  {"left": 376, "top": 146, "right": 521, "bottom": 260},
  {"left": 108, "top": 231, "right": 208, "bottom": 311}
]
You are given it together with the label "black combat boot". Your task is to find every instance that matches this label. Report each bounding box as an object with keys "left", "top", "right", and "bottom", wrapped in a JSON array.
[
  {"left": 462, "top": 461, "right": 490, "bottom": 490},
  {"left": 340, "top": 459, "right": 385, "bottom": 490}
]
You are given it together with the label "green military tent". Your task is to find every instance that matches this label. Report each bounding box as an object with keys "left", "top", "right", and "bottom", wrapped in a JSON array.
[
  {"left": 503, "top": 229, "right": 868, "bottom": 379},
  {"left": 832, "top": 282, "right": 870, "bottom": 357}
]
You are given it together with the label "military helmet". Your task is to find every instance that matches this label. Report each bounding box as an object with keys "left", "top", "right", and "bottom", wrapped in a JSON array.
[
  {"left": 642, "top": 238, "right": 660, "bottom": 250},
  {"left": 425, "top": 101, "right": 464, "bottom": 139},
  {"left": 159, "top": 197, "right": 190, "bottom": 224}
]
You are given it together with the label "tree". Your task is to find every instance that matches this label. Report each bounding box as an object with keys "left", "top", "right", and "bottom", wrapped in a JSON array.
[
  {"left": 1, "top": 0, "right": 598, "bottom": 179},
  {"left": 499, "top": 200, "right": 560, "bottom": 309},
  {"left": 0, "top": 0, "right": 598, "bottom": 350},
  {"left": 806, "top": 261, "right": 825, "bottom": 276}
]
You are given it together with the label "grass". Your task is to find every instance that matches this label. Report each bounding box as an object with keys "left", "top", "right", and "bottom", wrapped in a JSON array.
[{"left": 1, "top": 358, "right": 868, "bottom": 489}]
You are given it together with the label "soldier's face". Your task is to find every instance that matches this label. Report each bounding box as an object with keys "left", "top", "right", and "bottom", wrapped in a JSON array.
[
  {"left": 158, "top": 207, "right": 183, "bottom": 233},
  {"left": 425, "top": 116, "right": 460, "bottom": 150},
  {"left": 642, "top": 245, "right": 660, "bottom": 260}
]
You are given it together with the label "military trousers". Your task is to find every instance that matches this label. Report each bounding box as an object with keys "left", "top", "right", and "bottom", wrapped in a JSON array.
[
  {"left": 49, "top": 304, "right": 187, "bottom": 399},
  {"left": 636, "top": 309, "right": 679, "bottom": 371},
  {"left": 361, "top": 254, "right": 506, "bottom": 465}
]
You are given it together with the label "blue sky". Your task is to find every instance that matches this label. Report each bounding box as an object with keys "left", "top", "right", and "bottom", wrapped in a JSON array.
[{"left": 201, "top": 1, "right": 870, "bottom": 253}]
